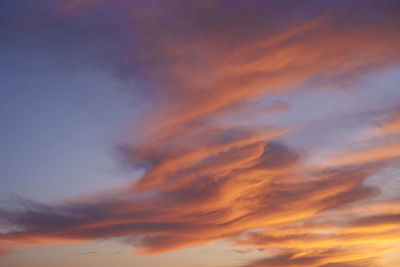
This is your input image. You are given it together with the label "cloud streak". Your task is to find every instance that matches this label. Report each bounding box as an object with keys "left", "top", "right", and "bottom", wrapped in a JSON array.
[{"left": 1, "top": 1, "right": 400, "bottom": 266}]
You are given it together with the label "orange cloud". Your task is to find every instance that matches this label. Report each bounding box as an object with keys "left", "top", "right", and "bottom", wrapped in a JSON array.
[
  {"left": 2, "top": 1, "right": 400, "bottom": 267},
  {"left": 359, "top": 106, "right": 400, "bottom": 140}
]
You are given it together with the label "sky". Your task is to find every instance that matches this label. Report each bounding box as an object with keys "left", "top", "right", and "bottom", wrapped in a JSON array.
[{"left": 0, "top": 1, "right": 400, "bottom": 267}]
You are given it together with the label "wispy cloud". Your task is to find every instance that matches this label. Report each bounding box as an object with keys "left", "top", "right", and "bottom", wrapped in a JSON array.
[{"left": 1, "top": 1, "right": 400, "bottom": 266}]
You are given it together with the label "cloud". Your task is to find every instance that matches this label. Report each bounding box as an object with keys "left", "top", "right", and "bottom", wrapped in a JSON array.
[
  {"left": 243, "top": 249, "right": 386, "bottom": 267},
  {"left": 358, "top": 105, "right": 400, "bottom": 140},
  {"left": 0, "top": 147, "right": 388, "bottom": 256},
  {"left": 5, "top": 0, "right": 400, "bottom": 129},
  {"left": 1, "top": 1, "right": 400, "bottom": 266}
]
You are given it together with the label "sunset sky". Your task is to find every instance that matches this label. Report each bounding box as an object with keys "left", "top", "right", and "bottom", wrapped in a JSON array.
[{"left": 1, "top": 1, "right": 400, "bottom": 266}]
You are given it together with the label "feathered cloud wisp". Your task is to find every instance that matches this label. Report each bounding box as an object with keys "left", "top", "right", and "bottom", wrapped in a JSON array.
[{"left": 1, "top": 1, "right": 400, "bottom": 266}]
